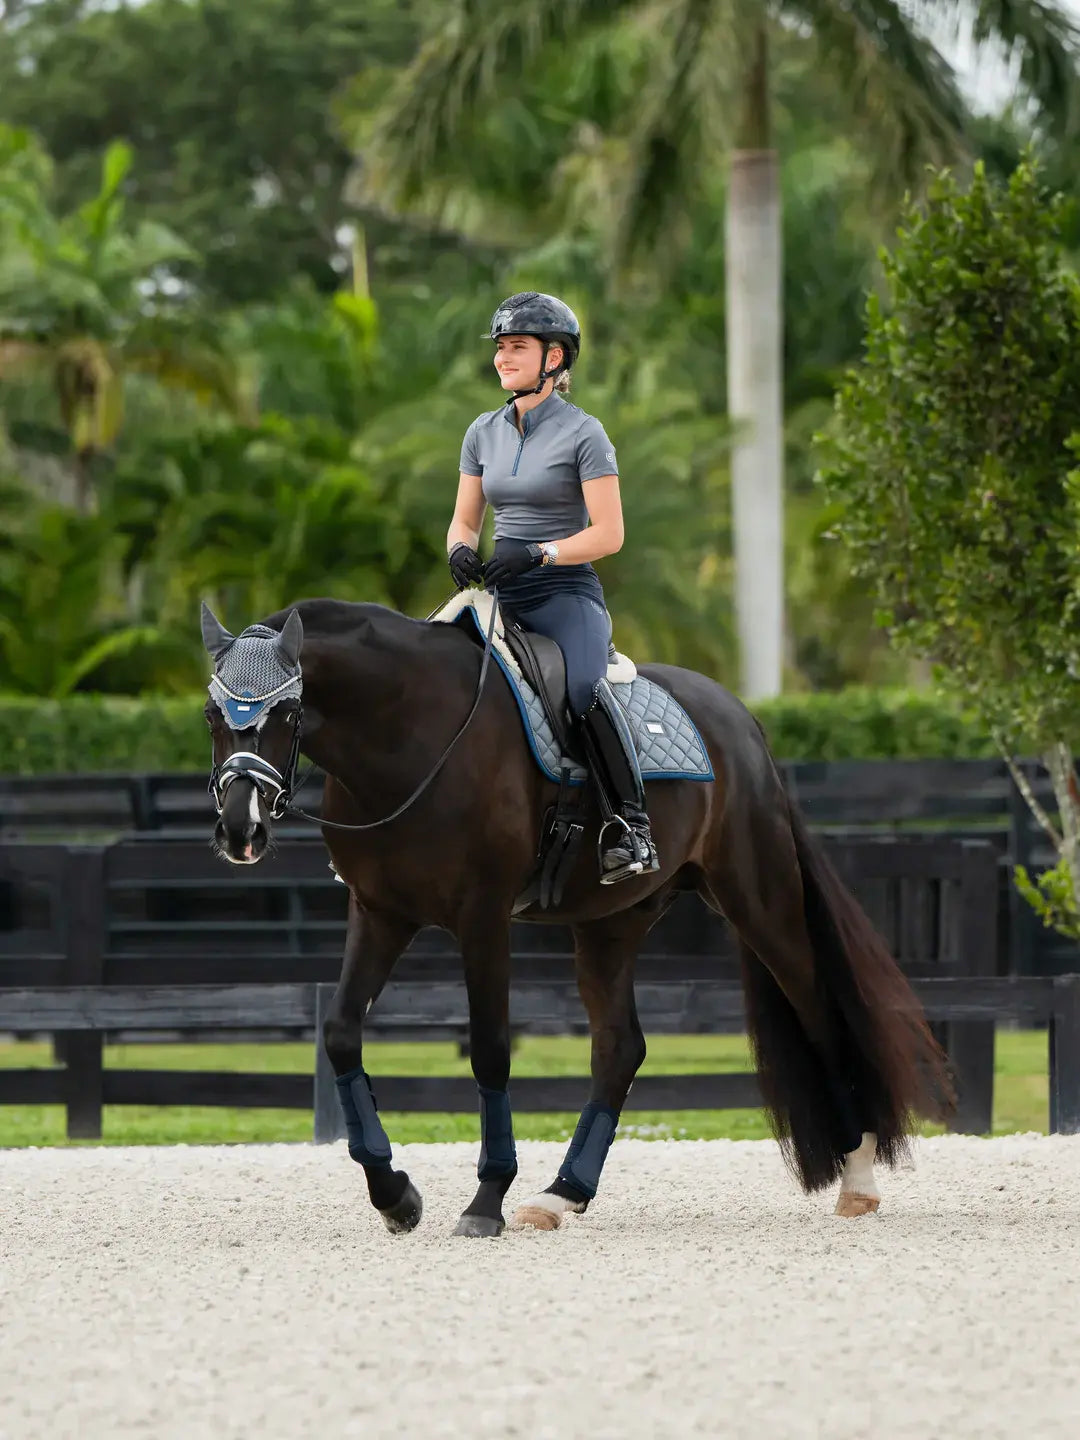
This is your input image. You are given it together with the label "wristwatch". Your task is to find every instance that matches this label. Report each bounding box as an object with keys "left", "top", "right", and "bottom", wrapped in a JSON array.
[{"left": 539, "top": 542, "right": 560, "bottom": 566}]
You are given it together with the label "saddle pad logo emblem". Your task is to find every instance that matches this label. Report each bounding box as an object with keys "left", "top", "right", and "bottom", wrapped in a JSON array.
[{"left": 646, "top": 722, "right": 665, "bottom": 734}]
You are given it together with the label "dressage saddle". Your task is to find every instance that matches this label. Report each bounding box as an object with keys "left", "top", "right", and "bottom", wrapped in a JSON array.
[{"left": 452, "top": 608, "right": 616, "bottom": 758}]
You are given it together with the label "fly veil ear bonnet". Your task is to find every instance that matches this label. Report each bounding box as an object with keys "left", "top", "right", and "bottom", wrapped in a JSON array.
[{"left": 202, "top": 603, "right": 303, "bottom": 730}]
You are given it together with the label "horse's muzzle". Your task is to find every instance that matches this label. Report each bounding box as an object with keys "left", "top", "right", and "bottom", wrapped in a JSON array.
[{"left": 214, "top": 780, "right": 270, "bottom": 864}]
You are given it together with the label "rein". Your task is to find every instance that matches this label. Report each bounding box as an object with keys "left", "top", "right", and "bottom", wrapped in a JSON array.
[{"left": 210, "top": 589, "right": 499, "bottom": 833}]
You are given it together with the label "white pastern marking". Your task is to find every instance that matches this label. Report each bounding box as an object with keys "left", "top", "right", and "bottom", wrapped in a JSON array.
[
  {"left": 512, "top": 1191, "right": 586, "bottom": 1224},
  {"left": 840, "top": 1131, "right": 880, "bottom": 1198}
]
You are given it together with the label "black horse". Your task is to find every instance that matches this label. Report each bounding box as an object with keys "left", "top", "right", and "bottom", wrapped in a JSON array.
[{"left": 202, "top": 596, "right": 950, "bottom": 1237}]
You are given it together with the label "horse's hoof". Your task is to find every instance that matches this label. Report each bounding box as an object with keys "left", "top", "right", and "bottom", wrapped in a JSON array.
[
  {"left": 453, "top": 1213, "right": 505, "bottom": 1239},
  {"left": 511, "top": 1204, "right": 562, "bottom": 1231},
  {"left": 380, "top": 1180, "right": 423, "bottom": 1234},
  {"left": 835, "top": 1191, "right": 880, "bottom": 1218}
]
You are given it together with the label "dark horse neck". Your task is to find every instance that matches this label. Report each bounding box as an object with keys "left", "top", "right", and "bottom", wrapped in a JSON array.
[{"left": 261, "top": 597, "right": 484, "bottom": 823}]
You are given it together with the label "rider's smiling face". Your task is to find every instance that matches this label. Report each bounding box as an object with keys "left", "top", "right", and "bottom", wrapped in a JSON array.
[{"left": 494, "top": 334, "right": 563, "bottom": 391}]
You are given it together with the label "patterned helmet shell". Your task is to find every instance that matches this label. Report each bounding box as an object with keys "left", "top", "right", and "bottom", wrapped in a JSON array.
[{"left": 487, "top": 292, "right": 581, "bottom": 367}]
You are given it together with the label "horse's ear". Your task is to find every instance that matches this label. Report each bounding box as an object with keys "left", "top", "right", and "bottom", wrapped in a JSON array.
[
  {"left": 201, "top": 602, "right": 235, "bottom": 660},
  {"left": 276, "top": 608, "right": 303, "bottom": 668}
]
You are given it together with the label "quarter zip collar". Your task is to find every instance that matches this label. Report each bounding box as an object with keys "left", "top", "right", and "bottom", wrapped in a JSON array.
[{"left": 503, "top": 391, "right": 562, "bottom": 434}]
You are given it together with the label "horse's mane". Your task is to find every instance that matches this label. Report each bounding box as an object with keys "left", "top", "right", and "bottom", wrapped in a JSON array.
[{"left": 259, "top": 598, "right": 417, "bottom": 643}]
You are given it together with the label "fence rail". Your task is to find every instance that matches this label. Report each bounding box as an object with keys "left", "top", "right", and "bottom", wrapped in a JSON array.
[
  {"left": 3, "top": 976, "right": 1079, "bottom": 1138},
  {"left": 0, "top": 831, "right": 1022, "bottom": 1137},
  {"left": 0, "top": 757, "right": 1072, "bottom": 974}
]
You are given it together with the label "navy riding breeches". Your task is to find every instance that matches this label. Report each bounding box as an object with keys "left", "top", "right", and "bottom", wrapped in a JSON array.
[{"left": 499, "top": 588, "right": 610, "bottom": 717}]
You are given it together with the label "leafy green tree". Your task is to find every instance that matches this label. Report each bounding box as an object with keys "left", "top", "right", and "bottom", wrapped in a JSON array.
[
  {"left": 363, "top": 0, "right": 1080, "bottom": 700},
  {"left": 106, "top": 410, "right": 440, "bottom": 627},
  {"left": 817, "top": 160, "right": 1080, "bottom": 937},
  {"left": 0, "top": 478, "right": 183, "bottom": 695},
  {"left": 0, "top": 126, "right": 240, "bottom": 511},
  {"left": 0, "top": 0, "right": 424, "bottom": 304}
]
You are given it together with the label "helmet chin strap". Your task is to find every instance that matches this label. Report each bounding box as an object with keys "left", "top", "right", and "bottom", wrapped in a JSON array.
[{"left": 511, "top": 340, "right": 564, "bottom": 399}]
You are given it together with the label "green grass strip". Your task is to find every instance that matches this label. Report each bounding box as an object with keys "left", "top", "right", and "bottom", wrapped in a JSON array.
[{"left": 0, "top": 1031, "right": 1047, "bottom": 1146}]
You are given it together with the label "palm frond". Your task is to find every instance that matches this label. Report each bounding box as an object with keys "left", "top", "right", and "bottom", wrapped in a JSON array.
[
  {"left": 789, "top": 0, "right": 969, "bottom": 187},
  {"left": 612, "top": 0, "right": 739, "bottom": 265},
  {"left": 913, "top": 0, "right": 1080, "bottom": 132},
  {"left": 363, "top": 0, "right": 639, "bottom": 211}
]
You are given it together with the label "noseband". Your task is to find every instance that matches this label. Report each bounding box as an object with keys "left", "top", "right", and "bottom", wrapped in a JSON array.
[
  {"left": 209, "top": 706, "right": 304, "bottom": 821},
  {"left": 207, "top": 639, "right": 305, "bottom": 821}
]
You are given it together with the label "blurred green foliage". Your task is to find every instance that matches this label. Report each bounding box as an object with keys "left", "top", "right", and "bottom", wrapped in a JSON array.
[
  {"left": 0, "top": 687, "right": 990, "bottom": 774},
  {"left": 818, "top": 157, "right": 1080, "bottom": 937},
  {"left": 2, "top": 1, "right": 1080, "bottom": 714}
]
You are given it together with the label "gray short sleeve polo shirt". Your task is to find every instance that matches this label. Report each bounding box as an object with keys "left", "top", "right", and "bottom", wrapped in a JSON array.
[{"left": 459, "top": 393, "right": 618, "bottom": 542}]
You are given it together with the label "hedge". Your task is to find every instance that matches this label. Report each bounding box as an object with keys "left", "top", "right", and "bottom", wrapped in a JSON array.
[{"left": 0, "top": 687, "right": 995, "bottom": 775}]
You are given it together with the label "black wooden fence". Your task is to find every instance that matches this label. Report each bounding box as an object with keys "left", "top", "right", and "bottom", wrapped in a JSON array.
[
  {"left": 0, "top": 757, "right": 1072, "bottom": 974},
  {"left": 4, "top": 831, "right": 1061, "bottom": 1139}
]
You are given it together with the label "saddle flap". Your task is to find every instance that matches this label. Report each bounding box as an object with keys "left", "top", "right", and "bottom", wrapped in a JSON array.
[{"left": 502, "top": 624, "right": 573, "bottom": 755}]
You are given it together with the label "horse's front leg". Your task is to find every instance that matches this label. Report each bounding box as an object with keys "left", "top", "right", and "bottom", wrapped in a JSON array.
[
  {"left": 322, "top": 895, "right": 421, "bottom": 1233},
  {"left": 513, "top": 915, "right": 647, "bottom": 1231},
  {"left": 454, "top": 918, "right": 518, "bottom": 1238}
]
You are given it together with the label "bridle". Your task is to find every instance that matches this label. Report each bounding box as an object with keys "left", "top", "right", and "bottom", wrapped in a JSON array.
[
  {"left": 208, "top": 591, "right": 498, "bottom": 833},
  {"left": 209, "top": 710, "right": 304, "bottom": 822}
]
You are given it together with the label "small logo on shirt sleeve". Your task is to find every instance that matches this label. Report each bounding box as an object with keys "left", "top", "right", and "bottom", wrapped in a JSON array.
[{"left": 605, "top": 449, "right": 616, "bottom": 467}]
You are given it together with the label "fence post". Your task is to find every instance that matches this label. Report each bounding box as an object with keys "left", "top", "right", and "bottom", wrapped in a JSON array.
[
  {"left": 313, "top": 983, "right": 344, "bottom": 1143},
  {"left": 63, "top": 847, "right": 107, "bottom": 1140},
  {"left": 946, "top": 843, "right": 997, "bottom": 1135},
  {"left": 1050, "top": 975, "right": 1080, "bottom": 1136}
]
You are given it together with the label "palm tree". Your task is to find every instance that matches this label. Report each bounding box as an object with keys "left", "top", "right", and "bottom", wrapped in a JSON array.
[
  {"left": 0, "top": 126, "right": 246, "bottom": 513},
  {"left": 360, "top": 0, "right": 1080, "bottom": 698}
]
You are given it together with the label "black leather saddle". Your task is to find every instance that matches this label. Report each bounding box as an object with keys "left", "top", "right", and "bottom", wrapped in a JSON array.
[
  {"left": 451, "top": 601, "right": 620, "bottom": 909},
  {"left": 453, "top": 605, "right": 618, "bottom": 759}
]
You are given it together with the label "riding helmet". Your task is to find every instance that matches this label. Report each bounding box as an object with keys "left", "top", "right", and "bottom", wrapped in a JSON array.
[{"left": 487, "top": 291, "right": 581, "bottom": 369}]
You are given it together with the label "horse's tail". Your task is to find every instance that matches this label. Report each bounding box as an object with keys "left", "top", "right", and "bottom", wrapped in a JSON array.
[{"left": 740, "top": 799, "right": 955, "bottom": 1193}]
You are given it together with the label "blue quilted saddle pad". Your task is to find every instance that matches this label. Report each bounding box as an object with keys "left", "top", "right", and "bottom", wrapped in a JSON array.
[{"left": 468, "top": 610, "right": 714, "bottom": 785}]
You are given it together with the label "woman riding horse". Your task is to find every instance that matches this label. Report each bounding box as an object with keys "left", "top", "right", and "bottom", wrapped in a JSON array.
[
  {"left": 447, "top": 291, "right": 658, "bottom": 885},
  {"left": 202, "top": 298, "right": 952, "bottom": 1239}
]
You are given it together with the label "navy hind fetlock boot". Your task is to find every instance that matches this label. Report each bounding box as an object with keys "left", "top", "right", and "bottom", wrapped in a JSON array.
[{"left": 579, "top": 679, "right": 659, "bottom": 884}]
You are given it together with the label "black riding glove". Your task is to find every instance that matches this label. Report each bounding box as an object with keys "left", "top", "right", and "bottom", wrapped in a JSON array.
[
  {"left": 448, "top": 542, "right": 485, "bottom": 590},
  {"left": 483, "top": 539, "right": 544, "bottom": 588}
]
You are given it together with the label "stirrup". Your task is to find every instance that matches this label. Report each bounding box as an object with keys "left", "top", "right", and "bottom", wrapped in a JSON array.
[{"left": 598, "top": 815, "right": 658, "bottom": 886}]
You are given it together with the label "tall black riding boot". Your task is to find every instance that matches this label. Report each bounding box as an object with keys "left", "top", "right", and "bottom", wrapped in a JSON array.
[{"left": 579, "top": 679, "right": 660, "bottom": 885}]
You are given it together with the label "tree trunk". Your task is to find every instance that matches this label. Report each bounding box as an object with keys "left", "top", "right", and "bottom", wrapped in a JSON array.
[
  {"left": 1045, "top": 744, "right": 1080, "bottom": 912},
  {"left": 73, "top": 448, "right": 94, "bottom": 516},
  {"left": 726, "top": 21, "right": 784, "bottom": 700}
]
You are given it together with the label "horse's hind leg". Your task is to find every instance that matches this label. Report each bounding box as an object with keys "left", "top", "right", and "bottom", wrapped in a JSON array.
[
  {"left": 735, "top": 928, "right": 881, "bottom": 1216},
  {"left": 834, "top": 1131, "right": 880, "bottom": 1216},
  {"left": 706, "top": 848, "right": 877, "bottom": 1209},
  {"left": 322, "top": 896, "right": 422, "bottom": 1232},
  {"left": 513, "top": 910, "right": 649, "bottom": 1231}
]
